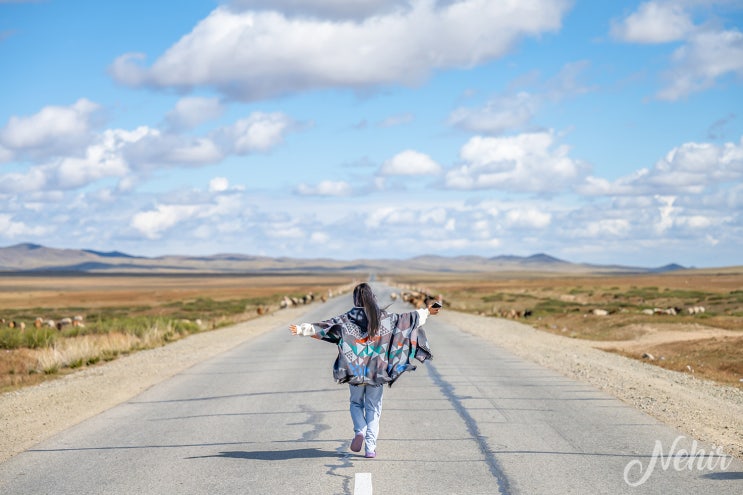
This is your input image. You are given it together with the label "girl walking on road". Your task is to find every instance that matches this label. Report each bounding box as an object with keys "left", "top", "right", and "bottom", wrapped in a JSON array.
[{"left": 289, "top": 283, "right": 440, "bottom": 458}]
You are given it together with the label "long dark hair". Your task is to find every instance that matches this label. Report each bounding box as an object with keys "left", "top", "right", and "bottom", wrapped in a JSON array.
[{"left": 353, "top": 283, "right": 381, "bottom": 337}]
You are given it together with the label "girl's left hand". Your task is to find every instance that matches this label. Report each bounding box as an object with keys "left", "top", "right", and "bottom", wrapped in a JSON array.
[{"left": 289, "top": 324, "right": 299, "bottom": 335}]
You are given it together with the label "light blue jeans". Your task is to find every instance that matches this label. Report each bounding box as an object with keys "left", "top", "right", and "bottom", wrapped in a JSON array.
[{"left": 349, "top": 384, "right": 384, "bottom": 454}]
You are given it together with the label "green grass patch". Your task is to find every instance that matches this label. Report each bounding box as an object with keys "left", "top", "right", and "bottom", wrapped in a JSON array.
[
  {"left": 481, "top": 293, "right": 505, "bottom": 302},
  {"left": 532, "top": 299, "right": 583, "bottom": 316},
  {"left": 624, "top": 287, "right": 660, "bottom": 299},
  {"left": 0, "top": 327, "right": 58, "bottom": 349}
]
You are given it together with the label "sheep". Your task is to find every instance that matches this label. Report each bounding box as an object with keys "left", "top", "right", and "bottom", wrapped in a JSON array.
[
  {"left": 301, "top": 292, "right": 315, "bottom": 305},
  {"left": 652, "top": 307, "right": 677, "bottom": 315},
  {"left": 6, "top": 321, "right": 25, "bottom": 331},
  {"left": 494, "top": 309, "right": 530, "bottom": 319}
]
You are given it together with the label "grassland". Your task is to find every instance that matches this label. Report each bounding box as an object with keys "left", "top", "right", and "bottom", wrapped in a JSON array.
[
  {"left": 0, "top": 273, "right": 357, "bottom": 392},
  {"left": 3, "top": 269, "right": 741, "bottom": 393},
  {"left": 387, "top": 269, "right": 743, "bottom": 388}
]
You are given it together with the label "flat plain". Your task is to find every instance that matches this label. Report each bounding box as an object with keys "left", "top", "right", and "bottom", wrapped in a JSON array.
[
  {"left": 390, "top": 268, "right": 743, "bottom": 387},
  {"left": 1, "top": 268, "right": 741, "bottom": 393},
  {"left": 0, "top": 273, "right": 357, "bottom": 391}
]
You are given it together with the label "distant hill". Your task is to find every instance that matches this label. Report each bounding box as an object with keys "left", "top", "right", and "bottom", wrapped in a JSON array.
[
  {"left": 82, "top": 249, "right": 142, "bottom": 259},
  {"left": 651, "top": 263, "right": 687, "bottom": 273},
  {"left": 0, "top": 243, "right": 688, "bottom": 275}
]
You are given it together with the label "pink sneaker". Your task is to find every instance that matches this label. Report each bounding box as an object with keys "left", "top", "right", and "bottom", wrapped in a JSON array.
[
  {"left": 350, "top": 433, "right": 364, "bottom": 452},
  {"left": 365, "top": 451, "right": 376, "bottom": 458}
]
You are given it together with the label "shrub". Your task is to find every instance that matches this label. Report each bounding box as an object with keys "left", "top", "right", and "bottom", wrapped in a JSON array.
[
  {"left": 482, "top": 293, "right": 505, "bottom": 302},
  {"left": 0, "top": 328, "right": 23, "bottom": 349},
  {"left": 22, "top": 328, "right": 58, "bottom": 349},
  {"left": 533, "top": 299, "right": 581, "bottom": 315}
]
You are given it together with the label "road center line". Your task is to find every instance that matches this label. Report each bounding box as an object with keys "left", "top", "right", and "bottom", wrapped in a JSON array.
[
  {"left": 354, "top": 472, "right": 373, "bottom": 495},
  {"left": 427, "top": 362, "right": 511, "bottom": 494}
]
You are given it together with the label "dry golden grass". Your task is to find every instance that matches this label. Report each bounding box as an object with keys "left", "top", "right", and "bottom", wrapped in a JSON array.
[
  {"left": 0, "top": 273, "right": 356, "bottom": 310},
  {"left": 0, "top": 273, "right": 358, "bottom": 392},
  {"left": 609, "top": 336, "right": 743, "bottom": 386}
]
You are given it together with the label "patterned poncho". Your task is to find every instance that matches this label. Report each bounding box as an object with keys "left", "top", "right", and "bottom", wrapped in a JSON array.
[{"left": 306, "top": 307, "right": 432, "bottom": 386}]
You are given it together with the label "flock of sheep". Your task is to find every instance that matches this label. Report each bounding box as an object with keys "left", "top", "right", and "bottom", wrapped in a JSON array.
[
  {"left": 276, "top": 288, "right": 444, "bottom": 313},
  {"left": 2, "top": 315, "right": 85, "bottom": 332},
  {"left": 482, "top": 305, "right": 706, "bottom": 319},
  {"left": 279, "top": 291, "right": 327, "bottom": 309},
  {"left": 2, "top": 290, "right": 709, "bottom": 334},
  {"left": 591, "top": 306, "right": 707, "bottom": 316}
]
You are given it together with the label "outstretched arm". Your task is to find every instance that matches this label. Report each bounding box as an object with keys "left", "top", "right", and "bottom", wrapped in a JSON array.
[
  {"left": 415, "top": 302, "right": 441, "bottom": 326},
  {"left": 289, "top": 323, "right": 316, "bottom": 336}
]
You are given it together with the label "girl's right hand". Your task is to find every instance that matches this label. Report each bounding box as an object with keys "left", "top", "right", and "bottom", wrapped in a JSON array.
[{"left": 289, "top": 324, "right": 299, "bottom": 335}]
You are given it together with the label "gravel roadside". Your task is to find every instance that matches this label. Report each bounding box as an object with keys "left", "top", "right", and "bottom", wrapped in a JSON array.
[{"left": 2, "top": 306, "right": 741, "bottom": 464}]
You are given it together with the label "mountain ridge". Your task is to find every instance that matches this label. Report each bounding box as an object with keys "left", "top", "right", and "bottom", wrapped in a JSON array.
[{"left": 0, "top": 243, "right": 687, "bottom": 274}]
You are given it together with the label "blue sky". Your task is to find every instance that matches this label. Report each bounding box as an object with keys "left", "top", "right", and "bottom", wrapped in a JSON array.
[{"left": 1, "top": 0, "right": 742, "bottom": 268}]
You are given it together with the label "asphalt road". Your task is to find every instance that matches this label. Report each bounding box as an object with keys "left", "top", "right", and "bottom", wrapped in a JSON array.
[{"left": 1, "top": 284, "right": 741, "bottom": 494}]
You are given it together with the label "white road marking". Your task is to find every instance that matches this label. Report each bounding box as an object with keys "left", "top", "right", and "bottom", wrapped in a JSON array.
[{"left": 354, "top": 472, "right": 373, "bottom": 495}]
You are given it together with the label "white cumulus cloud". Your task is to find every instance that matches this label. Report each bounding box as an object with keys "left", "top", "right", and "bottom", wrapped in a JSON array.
[
  {"left": 503, "top": 207, "right": 552, "bottom": 229},
  {"left": 227, "top": 0, "right": 406, "bottom": 20},
  {"left": 610, "top": 2, "right": 743, "bottom": 100},
  {"left": 0, "top": 98, "right": 101, "bottom": 158},
  {"left": 610, "top": 1, "right": 693, "bottom": 43},
  {"left": 449, "top": 92, "right": 538, "bottom": 135},
  {"left": 380, "top": 150, "right": 442, "bottom": 175},
  {"left": 657, "top": 28, "right": 743, "bottom": 100},
  {"left": 209, "top": 177, "right": 230, "bottom": 192},
  {"left": 165, "top": 96, "right": 224, "bottom": 131},
  {"left": 110, "top": 0, "right": 571, "bottom": 100},
  {"left": 215, "top": 112, "right": 295, "bottom": 154},
  {"left": 0, "top": 109, "right": 297, "bottom": 194},
  {"left": 131, "top": 204, "right": 202, "bottom": 239},
  {"left": 0, "top": 213, "right": 50, "bottom": 237},
  {"left": 445, "top": 131, "right": 588, "bottom": 192},
  {"left": 578, "top": 136, "right": 743, "bottom": 196}
]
